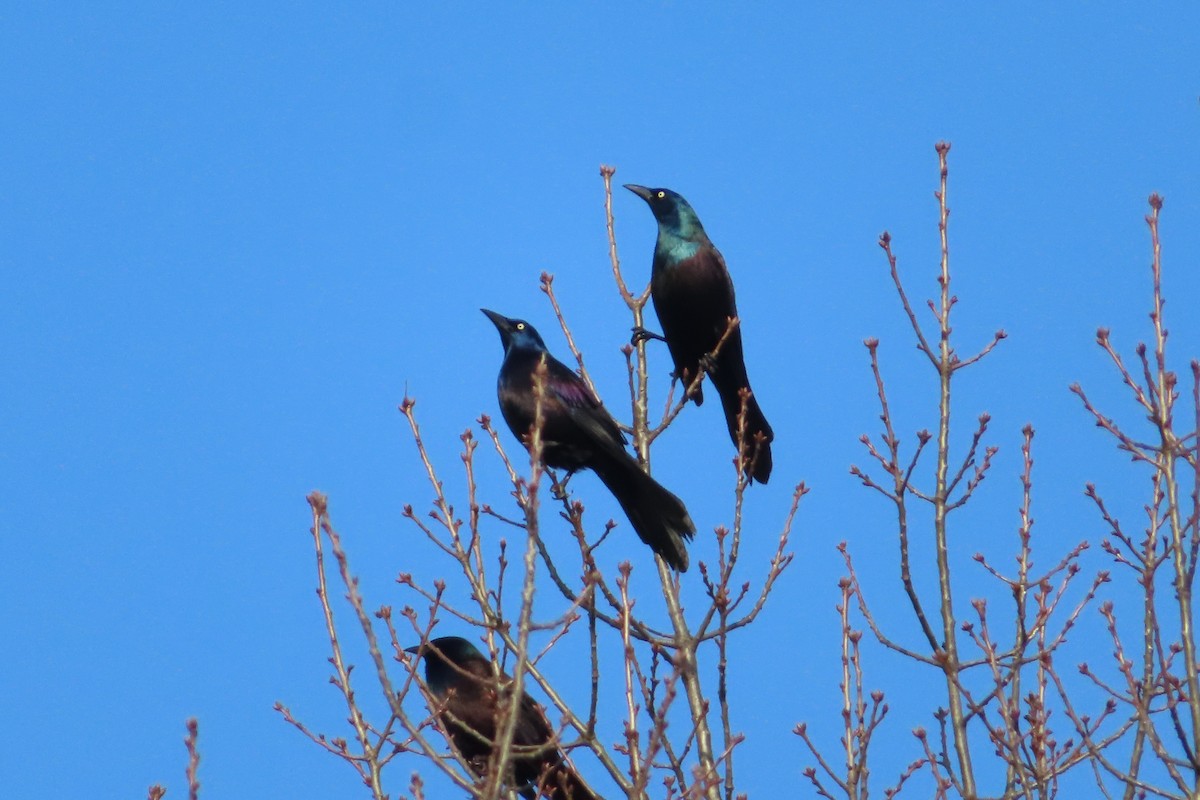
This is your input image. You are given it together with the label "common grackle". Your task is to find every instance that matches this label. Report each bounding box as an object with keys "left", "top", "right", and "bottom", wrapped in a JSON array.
[
  {"left": 624, "top": 184, "right": 774, "bottom": 484},
  {"left": 482, "top": 308, "right": 694, "bottom": 571},
  {"left": 407, "top": 636, "right": 600, "bottom": 800}
]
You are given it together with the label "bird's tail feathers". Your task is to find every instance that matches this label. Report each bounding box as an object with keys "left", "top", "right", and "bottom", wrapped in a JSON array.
[
  {"left": 591, "top": 449, "right": 695, "bottom": 572},
  {"left": 716, "top": 385, "right": 774, "bottom": 484},
  {"left": 537, "top": 758, "right": 603, "bottom": 800}
]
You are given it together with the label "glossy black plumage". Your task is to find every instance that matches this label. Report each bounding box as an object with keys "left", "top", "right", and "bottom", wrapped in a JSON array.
[
  {"left": 482, "top": 309, "right": 694, "bottom": 571},
  {"left": 407, "top": 636, "right": 599, "bottom": 800},
  {"left": 624, "top": 184, "right": 774, "bottom": 484}
]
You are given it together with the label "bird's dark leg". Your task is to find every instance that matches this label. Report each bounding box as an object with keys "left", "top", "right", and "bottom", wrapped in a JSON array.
[
  {"left": 630, "top": 326, "right": 667, "bottom": 346},
  {"left": 549, "top": 469, "right": 575, "bottom": 501}
]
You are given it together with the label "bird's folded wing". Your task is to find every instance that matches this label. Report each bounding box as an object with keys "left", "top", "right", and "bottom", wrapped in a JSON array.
[{"left": 542, "top": 358, "right": 628, "bottom": 450}]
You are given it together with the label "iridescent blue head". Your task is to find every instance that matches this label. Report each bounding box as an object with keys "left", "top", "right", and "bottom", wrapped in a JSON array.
[
  {"left": 481, "top": 308, "right": 548, "bottom": 355},
  {"left": 624, "top": 184, "right": 709, "bottom": 242}
]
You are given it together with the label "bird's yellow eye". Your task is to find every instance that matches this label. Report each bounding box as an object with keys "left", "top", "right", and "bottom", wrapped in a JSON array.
[
  {"left": 516, "top": 323, "right": 525, "bottom": 330},
  {"left": 657, "top": 191, "right": 665, "bottom": 199}
]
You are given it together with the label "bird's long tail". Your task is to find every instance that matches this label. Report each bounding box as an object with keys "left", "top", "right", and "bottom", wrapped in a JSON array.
[
  {"left": 715, "top": 382, "right": 774, "bottom": 484},
  {"left": 591, "top": 450, "right": 695, "bottom": 571},
  {"left": 535, "top": 758, "right": 603, "bottom": 800}
]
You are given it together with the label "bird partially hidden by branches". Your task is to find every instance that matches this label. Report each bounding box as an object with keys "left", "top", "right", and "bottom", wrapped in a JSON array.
[
  {"left": 624, "top": 184, "right": 774, "bottom": 484},
  {"left": 407, "top": 636, "right": 601, "bottom": 800},
  {"left": 482, "top": 308, "right": 695, "bottom": 571}
]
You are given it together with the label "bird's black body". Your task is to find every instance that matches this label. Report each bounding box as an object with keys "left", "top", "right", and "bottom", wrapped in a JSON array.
[
  {"left": 624, "top": 185, "right": 774, "bottom": 484},
  {"left": 482, "top": 309, "right": 694, "bottom": 571},
  {"left": 407, "top": 636, "right": 599, "bottom": 800}
]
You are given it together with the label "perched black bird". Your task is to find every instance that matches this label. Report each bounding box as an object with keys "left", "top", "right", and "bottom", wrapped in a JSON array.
[
  {"left": 407, "top": 636, "right": 600, "bottom": 800},
  {"left": 624, "top": 185, "right": 774, "bottom": 484},
  {"left": 482, "top": 308, "right": 694, "bottom": 571}
]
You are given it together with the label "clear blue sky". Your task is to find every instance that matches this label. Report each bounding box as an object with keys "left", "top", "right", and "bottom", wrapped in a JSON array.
[{"left": 3, "top": 4, "right": 1199, "bottom": 797}]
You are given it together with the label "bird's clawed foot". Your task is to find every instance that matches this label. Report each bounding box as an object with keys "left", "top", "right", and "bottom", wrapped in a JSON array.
[
  {"left": 550, "top": 472, "right": 575, "bottom": 501},
  {"left": 630, "top": 326, "right": 667, "bottom": 346}
]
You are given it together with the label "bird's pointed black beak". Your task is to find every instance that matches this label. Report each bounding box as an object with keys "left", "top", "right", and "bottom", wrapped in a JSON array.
[
  {"left": 404, "top": 644, "right": 422, "bottom": 656},
  {"left": 623, "top": 183, "right": 653, "bottom": 202},
  {"left": 481, "top": 308, "right": 514, "bottom": 334}
]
